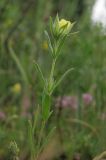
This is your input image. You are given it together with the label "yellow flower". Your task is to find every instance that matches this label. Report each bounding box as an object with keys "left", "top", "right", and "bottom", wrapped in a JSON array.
[
  {"left": 59, "top": 19, "right": 71, "bottom": 30},
  {"left": 58, "top": 19, "right": 74, "bottom": 35},
  {"left": 52, "top": 15, "right": 74, "bottom": 38},
  {"left": 42, "top": 41, "right": 48, "bottom": 50},
  {"left": 12, "top": 83, "right": 21, "bottom": 94}
]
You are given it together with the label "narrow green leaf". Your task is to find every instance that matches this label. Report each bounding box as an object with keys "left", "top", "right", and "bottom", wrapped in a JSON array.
[
  {"left": 32, "top": 105, "right": 40, "bottom": 135},
  {"left": 33, "top": 61, "right": 45, "bottom": 85},
  {"left": 54, "top": 68, "right": 74, "bottom": 89},
  {"left": 44, "top": 30, "right": 53, "bottom": 56},
  {"left": 69, "top": 31, "right": 79, "bottom": 36},
  {"left": 28, "top": 120, "right": 35, "bottom": 159},
  {"left": 38, "top": 127, "right": 56, "bottom": 155},
  {"left": 54, "top": 13, "right": 59, "bottom": 27},
  {"left": 9, "top": 45, "right": 29, "bottom": 86},
  {"left": 56, "top": 35, "right": 67, "bottom": 58},
  {"left": 54, "top": 13, "right": 59, "bottom": 36}
]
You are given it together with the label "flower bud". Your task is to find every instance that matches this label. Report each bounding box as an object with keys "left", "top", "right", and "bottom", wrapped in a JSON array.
[
  {"left": 52, "top": 15, "right": 74, "bottom": 39},
  {"left": 59, "top": 19, "right": 72, "bottom": 34}
]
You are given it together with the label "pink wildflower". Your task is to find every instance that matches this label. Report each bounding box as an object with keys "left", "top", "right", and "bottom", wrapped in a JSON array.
[
  {"left": 0, "top": 111, "right": 6, "bottom": 120},
  {"left": 82, "top": 93, "right": 93, "bottom": 106},
  {"left": 55, "top": 96, "right": 78, "bottom": 110}
]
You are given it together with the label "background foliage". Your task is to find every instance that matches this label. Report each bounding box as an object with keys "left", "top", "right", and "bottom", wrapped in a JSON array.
[{"left": 0, "top": 0, "right": 106, "bottom": 159}]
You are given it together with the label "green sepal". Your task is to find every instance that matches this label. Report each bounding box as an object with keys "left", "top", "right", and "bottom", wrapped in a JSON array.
[
  {"left": 53, "top": 14, "right": 59, "bottom": 38},
  {"left": 49, "top": 16, "right": 54, "bottom": 38}
]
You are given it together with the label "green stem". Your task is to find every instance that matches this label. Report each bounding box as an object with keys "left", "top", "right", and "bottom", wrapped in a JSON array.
[
  {"left": 36, "top": 121, "right": 45, "bottom": 159},
  {"left": 49, "top": 58, "right": 56, "bottom": 81},
  {"left": 28, "top": 120, "right": 35, "bottom": 160}
]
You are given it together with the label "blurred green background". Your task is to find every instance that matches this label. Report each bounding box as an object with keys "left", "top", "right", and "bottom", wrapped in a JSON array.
[{"left": 0, "top": 0, "right": 106, "bottom": 159}]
